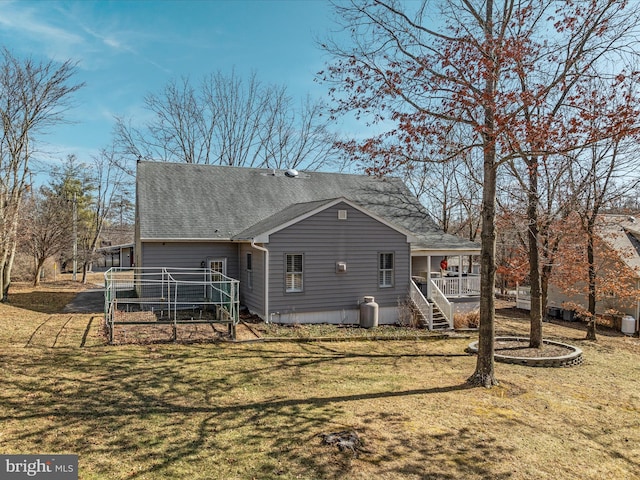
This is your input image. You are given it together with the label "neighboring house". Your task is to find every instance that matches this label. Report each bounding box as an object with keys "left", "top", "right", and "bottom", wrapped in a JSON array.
[
  {"left": 95, "top": 243, "right": 135, "bottom": 270},
  {"left": 547, "top": 214, "right": 640, "bottom": 327},
  {"left": 134, "top": 161, "right": 480, "bottom": 328}
]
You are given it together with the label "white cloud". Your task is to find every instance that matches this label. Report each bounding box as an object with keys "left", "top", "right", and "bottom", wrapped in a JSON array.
[
  {"left": 0, "top": 3, "right": 88, "bottom": 62},
  {"left": 0, "top": 2, "right": 170, "bottom": 74}
]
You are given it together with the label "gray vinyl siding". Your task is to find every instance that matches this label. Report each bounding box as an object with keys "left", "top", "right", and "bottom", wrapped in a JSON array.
[
  {"left": 140, "top": 242, "right": 240, "bottom": 278},
  {"left": 266, "top": 202, "right": 410, "bottom": 315},
  {"left": 238, "top": 243, "right": 266, "bottom": 316}
]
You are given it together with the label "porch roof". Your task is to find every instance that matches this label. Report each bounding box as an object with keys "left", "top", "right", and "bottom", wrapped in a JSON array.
[{"left": 411, "top": 236, "right": 481, "bottom": 256}]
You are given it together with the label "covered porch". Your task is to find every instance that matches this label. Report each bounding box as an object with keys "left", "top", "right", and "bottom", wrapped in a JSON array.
[{"left": 409, "top": 247, "right": 481, "bottom": 330}]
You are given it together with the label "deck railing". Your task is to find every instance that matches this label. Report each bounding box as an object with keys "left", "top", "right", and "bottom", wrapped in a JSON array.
[{"left": 431, "top": 275, "right": 481, "bottom": 297}]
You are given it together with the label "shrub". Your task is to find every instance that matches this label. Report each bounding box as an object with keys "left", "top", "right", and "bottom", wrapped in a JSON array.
[{"left": 454, "top": 310, "right": 480, "bottom": 329}]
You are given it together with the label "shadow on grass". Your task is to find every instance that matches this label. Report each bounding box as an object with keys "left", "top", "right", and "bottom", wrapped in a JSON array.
[
  {"left": 21, "top": 314, "right": 103, "bottom": 348},
  {"left": 0, "top": 342, "right": 506, "bottom": 479},
  {"left": 7, "top": 290, "right": 78, "bottom": 314},
  {"left": 5, "top": 340, "right": 634, "bottom": 479}
]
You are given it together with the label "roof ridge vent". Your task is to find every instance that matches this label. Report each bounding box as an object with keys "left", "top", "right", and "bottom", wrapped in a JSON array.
[{"left": 284, "top": 168, "right": 299, "bottom": 178}]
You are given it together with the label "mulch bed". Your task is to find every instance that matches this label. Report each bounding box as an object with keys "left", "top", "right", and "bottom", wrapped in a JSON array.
[{"left": 494, "top": 338, "right": 574, "bottom": 358}]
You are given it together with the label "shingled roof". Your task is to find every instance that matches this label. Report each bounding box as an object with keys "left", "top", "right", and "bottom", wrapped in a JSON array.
[
  {"left": 136, "top": 161, "right": 479, "bottom": 251},
  {"left": 600, "top": 215, "right": 640, "bottom": 273}
]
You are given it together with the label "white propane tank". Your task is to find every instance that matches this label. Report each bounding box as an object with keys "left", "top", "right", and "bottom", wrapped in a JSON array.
[
  {"left": 621, "top": 315, "right": 636, "bottom": 335},
  {"left": 360, "top": 296, "right": 379, "bottom": 328}
]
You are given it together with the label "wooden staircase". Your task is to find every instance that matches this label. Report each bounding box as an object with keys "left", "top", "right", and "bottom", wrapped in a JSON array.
[
  {"left": 430, "top": 303, "right": 451, "bottom": 330},
  {"left": 409, "top": 279, "right": 452, "bottom": 331},
  {"left": 408, "top": 296, "right": 451, "bottom": 330}
]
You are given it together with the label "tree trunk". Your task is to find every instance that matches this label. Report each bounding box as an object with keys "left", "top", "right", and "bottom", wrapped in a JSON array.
[
  {"left": 2, "top": 239, "right": 17, "bottom": 301},
  {"left": 81, "top": 262, "right": 89, "bottom": 285},
  {"left": 527, "top": 158, "right": 543, "bottom": 348},
  {"left": 468, "top": 150, "right": 498, "bottom": 387},
  {"left": 541, "top": 265, "right": 550, "bottom": 319},
  {"left": 467, "top": 0, "right": 498, "bottom": 388},
  {"left": 33, "top": 257, "right": 46, "bottom": 287},
  {"left": 0, "top": 264, "right": 5, "bottom": 303},
  {"left": 586, "top": 220, "right": 597, "bottom": 340}
]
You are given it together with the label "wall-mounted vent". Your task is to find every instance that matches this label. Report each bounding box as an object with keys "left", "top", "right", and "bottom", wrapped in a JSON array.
[
  {"left": 338, "top": 209, "right": 347, "bottom": 220},
  {"left": 336, "top": 261, "right": 347, "bottom": 273}
]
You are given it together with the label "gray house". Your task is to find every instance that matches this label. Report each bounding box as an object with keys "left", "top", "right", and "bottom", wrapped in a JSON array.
[{"left": 135, "top": 161, "right": 480, "bottom": 327}]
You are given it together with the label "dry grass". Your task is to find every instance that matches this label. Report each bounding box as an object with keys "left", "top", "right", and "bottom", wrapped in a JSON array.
[
  {"left": 454, "top": 309, "right": 480, "bottom": 329},
  {"left": 0, "top": 281, "right": 639, "bottom": 479}
]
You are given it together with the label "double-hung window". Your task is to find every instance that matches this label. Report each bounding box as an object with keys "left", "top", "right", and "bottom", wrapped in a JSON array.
[
  {"left": 379, "top": 252, "right": 394, "bottom": 288},
  {"left": 286, "top": 253, "right": 303, "bottom": 292}
]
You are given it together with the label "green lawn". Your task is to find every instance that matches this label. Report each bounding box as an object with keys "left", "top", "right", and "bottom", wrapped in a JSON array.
[{"left": 1, "top": 285, "right": 639, "bottom": 479}]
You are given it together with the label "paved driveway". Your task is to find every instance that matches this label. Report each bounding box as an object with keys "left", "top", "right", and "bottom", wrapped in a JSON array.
[{"left": 63, "top": 288, "right": 105, "bottom": 314}]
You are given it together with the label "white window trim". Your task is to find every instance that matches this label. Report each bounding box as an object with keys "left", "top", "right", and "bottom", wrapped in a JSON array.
[
  {"left": 285, "top": 253, "right": 304, "bottom": 293},
  {"left": 379, "top": 252, "right": 394, "bottom": 288},
  {"left": 207, "top": 258, "right": 227, "bottom": 282}
]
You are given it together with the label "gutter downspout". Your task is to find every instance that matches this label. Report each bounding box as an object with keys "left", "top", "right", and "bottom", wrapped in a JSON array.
[{"left": 251, "top": 239, "right": 270, "bottom": 323}]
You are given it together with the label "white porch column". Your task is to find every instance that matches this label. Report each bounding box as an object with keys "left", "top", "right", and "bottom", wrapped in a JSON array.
[
  {"left": 426, "top": 255, "right": 432, "bottom": 299},
  {"left": 458, "top": 254, "right": 463, "bottom": 298}
]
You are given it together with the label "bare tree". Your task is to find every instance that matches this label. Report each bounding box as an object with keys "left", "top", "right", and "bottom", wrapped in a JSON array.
[
  {"left": 114, "top": 70, "right": 340, "bottom": 172},
  {"left": 565, "top": 134, "right": 640, "bottom": 340},
  {"left": 78, "top": 147, "right": 128, "bottom": 283},
  {"left": 260, "top": 94, "right": 340, "bottom": 171},
  {"left": 321, "top": 0, "right": 640, "bottom": 386},
  {"left": 0, "top": 49, "right": 82, "bottom": 300},
  {"left": 322, "top": 0, "right": 528, "bottom": 386},
  {"left": 397, "top": 136, "right": 482, "bottom": 246},
  {"left": 18, "top": 187, "right": 71, "bottom": 285}
]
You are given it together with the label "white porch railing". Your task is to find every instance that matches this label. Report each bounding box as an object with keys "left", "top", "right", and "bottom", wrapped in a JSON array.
[
  {"left": 430, "top": 279, "right": 454, "bottom": 329},
  {"left": 431, "top": 275, "right": 480, "bottom": 297},
  {"left": 515, "top": 285, "right": 531, "bottom": 311},
  {"left": 410, "top": 279, "right": 433, "bottom": 329}
]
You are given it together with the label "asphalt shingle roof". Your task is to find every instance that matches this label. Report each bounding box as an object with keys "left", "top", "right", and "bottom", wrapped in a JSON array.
[
  {"left": 600, "top": 215, "right": 640, "bottom": 273},
  {"left": 136, "top": 161, "right": 479, "bottom": 251}
]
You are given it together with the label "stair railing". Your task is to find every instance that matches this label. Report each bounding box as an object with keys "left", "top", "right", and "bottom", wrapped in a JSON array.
[
  {"left": 410, "top": 279, "right": 433, "bottom": 329},
  {"left": 429, "top": 279, "right": 454, "bottom": 329}
]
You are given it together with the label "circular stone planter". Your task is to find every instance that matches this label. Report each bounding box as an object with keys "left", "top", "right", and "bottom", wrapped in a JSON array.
[{"left": 467, "top": 336, "right": 583, "bottom": 367}]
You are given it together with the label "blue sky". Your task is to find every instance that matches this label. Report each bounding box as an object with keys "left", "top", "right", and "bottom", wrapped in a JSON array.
[{"left": 0, "top": 0, "right": 343, "bottom": 173}]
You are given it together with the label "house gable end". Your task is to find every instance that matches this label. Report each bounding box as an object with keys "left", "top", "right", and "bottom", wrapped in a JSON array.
[{"left": 234, "top": 197, "right": 416, "bottom": 244}]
